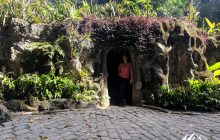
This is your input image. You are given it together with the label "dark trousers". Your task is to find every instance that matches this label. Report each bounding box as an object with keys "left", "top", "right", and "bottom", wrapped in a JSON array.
[{"left": 118, "top": 76, "right": 130, "bottom": 104}]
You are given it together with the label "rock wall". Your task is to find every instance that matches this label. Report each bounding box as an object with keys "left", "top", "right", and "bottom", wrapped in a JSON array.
[
  {"left": 88, "top": 17, "right": 219, "bottom": 104},
  {"left": 0, "top": 17, "right": 219, "bottom": 105},
  {"left": 0, "top": 18, "right": 109, "bottom": 108},
  {"left": 0, "top": 18, "right": 70, "bottom": 75}
]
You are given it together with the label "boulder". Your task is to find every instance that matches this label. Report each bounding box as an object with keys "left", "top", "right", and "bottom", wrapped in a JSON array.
[
  {"left": 5, "top": 100, "right": 38, "bottom": 111},
  {"left": 28, "top": 96, "right": 41, "bottom": 109},
  {"left": 39, "top": 100, "right": 51, "bottom": 111},
  {"left": 64, "top": 99, "right": 77, "bottom": 109},
  {"left": 38, "top": 99, "right": 77, "bottom": 110},
  {"left": 49, "top": 99, "right": 68, "bottom": 110},
  {"left": 4, "top": 100, "right": 25, "bottom": 110},
  {"left": 0, "top": 104, "right": 11, "bottom": 123},
  {"left": 77, "top": 100, "right": 89, "bottom": 108}
]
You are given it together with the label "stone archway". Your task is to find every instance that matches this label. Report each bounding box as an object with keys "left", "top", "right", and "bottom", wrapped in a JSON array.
[{"left": 107, "top": 50, "right": 132, "bottom": 105}]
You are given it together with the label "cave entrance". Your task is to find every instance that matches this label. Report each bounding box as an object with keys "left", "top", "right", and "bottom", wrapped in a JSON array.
[{"left": 107, "top": 50, "right": 132, "bottom": 105}]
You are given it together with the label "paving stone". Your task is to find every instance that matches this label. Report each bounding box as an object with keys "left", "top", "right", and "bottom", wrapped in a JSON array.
[
  {"left": 99, "top": 131, "right": 108, "bottom": 137},
  {"left": 101, "top": 137, "right": 111, "bottom": 140},
  {"left": 109, "top": 132, "right": 120, "bottom": 139},
  {"left": 0, "top": 129, "right": 13, "bottom": 136},
  {"left": 90, "top": 133, "right": 99, "bottom": 139},
  {"left": 119, "top": 133, "right": 131, "bottom": 140},
  {"left": 14, "top": 129, "right": 30, "bottom": 135},
  {"left": 0, "top": 133, "right": 14, "bottom": 139},
  {"left": 0, "top": 106, "right": 220, "bottom": 139},
  {"left": 211, "top": 136, "right": 220, "bottom": 140}
]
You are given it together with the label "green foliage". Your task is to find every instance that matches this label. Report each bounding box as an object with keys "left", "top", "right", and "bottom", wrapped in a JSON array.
[
  {"left": 206, "top": 62, "right": 220, "bottom": 84},
  {"left": 144, "top": 62, "right": 220, "bottom": 111},
  {"left": 148, "top": 79, "right": 220, "bottom": 111},
  {"left": 0, "top": 0, "right": 83, "bottom": 25},
  {"left": 98, "top": 0, "right": 155, "bottom": 17},
  {"left": 3, "top": 0, "right": 218, "bottom": 26},
  {"left": 0, "top": 72, "right": 97, "bottom": 102},
  {"left": 155, "top": 0, "right": 189, "bottom": 18},
  {"left": 26, "top": 41, "right": 64, "bottom": 75},
  {"left": 121, "top": 0, "right": 155, "bottom": 17},
  {"left": 14, "top": 73, "right": 42, "bottom": 99},
  {"left": 0, "top": 73, "right": 15, "bottom": 101},
  {"left": 29, "top": 42, "right": 63, "bottom": 59},
  {"left": 187, "top": 4, "right": 199, "bottom": 24},
  {"left": 71, "top": 83, "right": 96, "bottom": 102},
  {"left": 209, "top": 62, "right": 220, "bottom": 78},
  {"left": 94, "top": 1, "right": 126, "bottom": 17},
  {"left": 204, "top": 18, "right": 220, "bottom": 34},
  {"left": 0, "top": 0, "right": 157, "bottom": 25},
  {"left": 39, "top": 73, "right": 75, "bottom": 100},
  {"left": 68, "top": 69, "right": 89, "bottom": 83},
  {"left": 208, "top": 62, "right": 220, "bottom": 72}
]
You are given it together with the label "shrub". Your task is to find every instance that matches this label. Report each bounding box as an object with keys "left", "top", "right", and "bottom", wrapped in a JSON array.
[
  {"left": 0, "top": 72, "right": 97, "bottom": 102},
  {"left": 144, "top": 62, "right": 220, "bottom": 111},
  {"left": 85, "top": 17, "right": 175, "bottom": 53},
  {"left": 71, "top": 83, "right": 97, "bottom": 102},
  {"left": 146, "top": 79, "right": 220, "bottom": 111},
  {"left": 0, "top": 73, "right": 15, "bottom": 101},
  {"left": 14, "top": 73, "right": 42, "bottom": 100},
  {"left": 40, "top": 73, "right": 80, "bottom": 100}
]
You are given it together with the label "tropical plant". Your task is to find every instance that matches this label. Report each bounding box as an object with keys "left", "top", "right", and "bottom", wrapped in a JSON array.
[
  {"left": 0, "top": 71, "right": 98, "bottom": 102},
  {"left": 148, "top": 78, "right": 220, "bottom": 111},
  {"left": 0, "top": 73, "right": 15, "bottom": 100},
  {"left": 122, "top": 0, "right": 155, "bottom": 17},
  {"left": 14, "top": 73, "right": 42, "bottom": 99},
  {"left": 206, "top": 62, "right": 220, "bottom": 84},
  {"left": 72, "top": 83, "right": 96, "bottom": 102},
  {"left": 144, "top": 62, "right": 220, "bottom": 111},
  {"left": 204, "top": 17, "right": 220, "bottom": 33},
  {"left": 187, "top": 3, "right": 200, "bottom": 24},
  {"left": 155, "top": 0, "right": 189, "bottom": 18},
  {"left": 25, "top": 41, "right": 65, "bottom": 75},
  {"left": 40, "top": 72, "right": 75, "bottom": 100},
  {"left": 0, "top": 0, "right": 83, "bottom": 25},
  {"left": 95, "top": 1, "right": 125, "bottom": 17},
  {"left": 0, "top": 0, "right": 159, "bottom": 25}
]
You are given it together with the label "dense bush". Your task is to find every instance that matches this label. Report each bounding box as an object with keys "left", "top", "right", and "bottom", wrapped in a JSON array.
[
  {"left": 145, "top": 79, "right": 220, "bottom": 111},
  {"left": 0, "top": 72, "right": 97, "bottom": 102},
  {"left": 89, "top": 17, "right": 174, "bottom": 52},
  {"left": 144, "top": 62, "right": 220, "bottom": 111}
]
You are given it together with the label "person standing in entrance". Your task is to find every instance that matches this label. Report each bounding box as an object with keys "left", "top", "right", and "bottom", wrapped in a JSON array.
[{"left": 118, "top": 54, "right": 133, "bottom": 106}]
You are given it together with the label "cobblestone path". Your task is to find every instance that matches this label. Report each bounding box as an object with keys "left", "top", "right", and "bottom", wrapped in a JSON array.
[{"left": 0, "top": 106, "right": 220, "bottom": 140}]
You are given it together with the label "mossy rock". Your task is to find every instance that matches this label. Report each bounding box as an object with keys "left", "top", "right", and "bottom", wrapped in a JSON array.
[
  {"left": 39, "top": 100, "right": 51, "bottom": 111},
  {"left": 49, "top": 99, "right": 68, "bottom": 110},
  {"left": 5, "top": 100, "right": 37, "bottom": 111}
]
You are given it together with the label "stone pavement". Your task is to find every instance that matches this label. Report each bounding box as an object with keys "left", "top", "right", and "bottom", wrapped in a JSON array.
[{"left": 0, "top": 106, "right": 220, "bottom": 140}]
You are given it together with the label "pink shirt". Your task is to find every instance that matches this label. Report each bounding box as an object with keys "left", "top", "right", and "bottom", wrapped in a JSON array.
[{"left": 118, "top": 63, "right": 132, "bottom": 79}]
